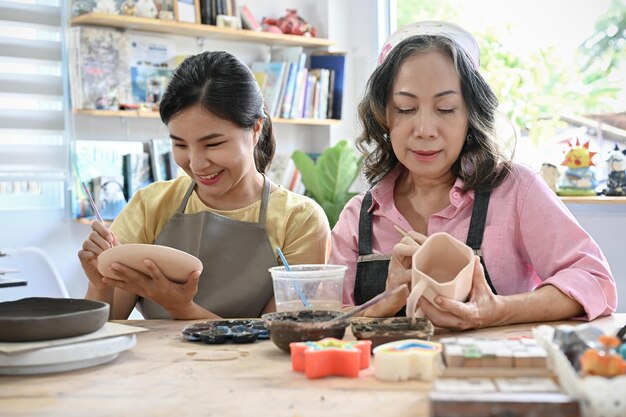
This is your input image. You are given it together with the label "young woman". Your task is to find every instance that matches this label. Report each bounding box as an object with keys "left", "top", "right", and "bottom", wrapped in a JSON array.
[
  {"left": 79, "top": 51, "right": 331, "bottom": 320},
  {"left": 330, "top": 21, "right": 617, "bottom": 330}
]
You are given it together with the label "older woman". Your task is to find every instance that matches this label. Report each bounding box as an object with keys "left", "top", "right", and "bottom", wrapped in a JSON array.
[{"left": 330, "top": 21, "right": 617, "bottom": 330}]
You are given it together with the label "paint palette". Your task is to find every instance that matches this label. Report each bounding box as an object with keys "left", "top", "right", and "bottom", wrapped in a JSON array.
[{"left": 182, "top": 319, "right": 269, "bottom": 344}]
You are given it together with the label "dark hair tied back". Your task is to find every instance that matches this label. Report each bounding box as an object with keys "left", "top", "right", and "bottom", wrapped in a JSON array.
[{"left": 159, "top": 51, "right": 275, "bottom": 173}]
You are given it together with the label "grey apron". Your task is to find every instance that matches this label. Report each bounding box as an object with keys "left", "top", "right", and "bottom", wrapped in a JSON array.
[{"left": 138, "top": 176, "right": 277, "bottom": 319}]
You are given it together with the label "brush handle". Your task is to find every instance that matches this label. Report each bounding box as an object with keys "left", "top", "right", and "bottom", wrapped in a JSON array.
[
  {"left": 81, "top": 181, "right": 104, "bottom": 224},
  {"left": 331, "top": 284, "right": 408, "bottom": 322}
]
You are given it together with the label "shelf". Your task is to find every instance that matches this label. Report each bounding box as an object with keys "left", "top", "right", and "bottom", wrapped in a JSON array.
[
  {"left": 70, "top": 13, "right": 335, "bottom": 47},
  {"left": 560, "top": 196, "right": 626, "bottom": 204},
  {"left": 73, "top": 109, "right": 340, "bottom": 126}
]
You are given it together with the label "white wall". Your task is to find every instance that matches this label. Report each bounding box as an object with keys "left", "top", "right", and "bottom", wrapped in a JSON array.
[{"left": 1, "top": 1, "right": 623, "bottom": 313}]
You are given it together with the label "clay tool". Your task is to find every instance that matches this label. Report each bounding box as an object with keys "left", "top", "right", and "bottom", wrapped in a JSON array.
[
  {"left": 328, "top": 284, "right": 409, "bottom": 323},
  {"left": 276, "top": 248, "right": 312, "bottom": 309}
]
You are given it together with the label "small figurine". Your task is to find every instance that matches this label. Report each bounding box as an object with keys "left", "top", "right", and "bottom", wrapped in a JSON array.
[
  {"left": 120, "top": 0, "right": 136, "bottom": 16},
  {"left": 262, "top": 9, "right": 317, "bottom": 37},
  {"left": 602, "top": 145, "right": 626, "bottom": 196},
  {"left": 93, "top": 0, "right": 119, "bottom": 15},
  {"left": 134, "top": 0, "right": 158, "bottom": 18},
  {"left": 71, "top": 0, "right": 95, "bottom": 16},
  {"left": 557, "top": 138, "right": 598, "bottom": 196},
  {"left": 579, "top": 335, "right": 626, "bottom": 378},
  {"left": 540, "top": 163, "right": 558, "bottom": 193}
]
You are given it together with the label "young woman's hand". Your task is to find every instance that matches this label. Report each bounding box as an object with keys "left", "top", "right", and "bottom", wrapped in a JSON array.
[
  {"left": 365, "top": 231, "right": 426, "bottom": 317},
  {"left": 417, "top": 255, "right": 503, "bottom": 330},
  {"left": 101, "top": 259, "right": 201, "bottom": 317},
  {"left": 78, "top": 221, "right": 120, "bottom": 290}
]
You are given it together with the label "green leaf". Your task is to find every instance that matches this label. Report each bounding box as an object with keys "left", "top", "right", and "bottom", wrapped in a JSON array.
[{"left": 291, "top": 140, "right": 362, "bottom": 227}]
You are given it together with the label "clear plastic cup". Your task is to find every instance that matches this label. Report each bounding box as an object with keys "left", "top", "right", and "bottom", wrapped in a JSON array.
[{"left": 269, "top": 264, "right": 346, "bottom": 312}]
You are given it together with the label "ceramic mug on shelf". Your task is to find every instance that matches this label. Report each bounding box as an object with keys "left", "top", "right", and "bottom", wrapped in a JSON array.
[{"left": 405, "top": 232, "right": 474, "bottom": 318}]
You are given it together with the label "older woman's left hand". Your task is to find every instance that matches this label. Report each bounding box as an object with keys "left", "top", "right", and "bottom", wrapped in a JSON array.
[{"left": 417, "top": 255, "right": 503, "bottom": 331}]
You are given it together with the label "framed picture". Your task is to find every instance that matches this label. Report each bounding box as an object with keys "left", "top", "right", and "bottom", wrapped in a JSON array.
[{"left": 173, "top": 0, "right": 200, "bottom": 24}]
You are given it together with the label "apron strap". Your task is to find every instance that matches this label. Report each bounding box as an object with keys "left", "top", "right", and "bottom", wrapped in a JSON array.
[
  {"left": 466, "top": 188, "right": 497, "bottom": 294},
  {"left": 358, "top": 191, "right": 374, "bottom": 256},
  {"left": 176, "top": 181, "right": 197, "bottom": 213},
  {"left": 257, "top": 175, "right": 271, "bottom": 226}
]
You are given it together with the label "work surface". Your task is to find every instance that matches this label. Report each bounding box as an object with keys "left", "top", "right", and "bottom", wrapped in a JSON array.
[{"left": 1, "top": 314, "right": 625, "bottom": 417}]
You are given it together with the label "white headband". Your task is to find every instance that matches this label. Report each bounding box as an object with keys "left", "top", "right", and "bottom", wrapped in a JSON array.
[{"left": 377, "top": 20, "right": 480, "bottom": 69}]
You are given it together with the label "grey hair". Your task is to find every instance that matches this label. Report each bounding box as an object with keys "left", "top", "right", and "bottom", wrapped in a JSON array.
[{"left": 356, "top": 35, "right": 511, "bottom": 190}]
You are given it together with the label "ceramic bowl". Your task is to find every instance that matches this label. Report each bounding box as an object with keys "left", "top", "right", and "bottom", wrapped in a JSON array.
[
  {"left": 350, "top": 317, "right": 434, "bottom": 349},
  {"left": 97, "top": 244, "right": 202, "bottom": 283},
  {"left": 0, "top": 297, "right": 110, "bottom": 342},
  {"left": 261, "top": 310, "right": 350, "bottom": 353}
]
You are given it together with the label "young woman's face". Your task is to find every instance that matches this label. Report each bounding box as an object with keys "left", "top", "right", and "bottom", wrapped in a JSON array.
[
  {"left": 168, "top": 104, "right": 262, "bottom": 206},
  {"left": 386, "top": 49, "right": 469, "bottom": 182}
]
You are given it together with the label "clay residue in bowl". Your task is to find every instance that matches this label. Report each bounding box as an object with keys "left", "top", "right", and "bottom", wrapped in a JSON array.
[
  {"left": 351, "top": 317, "right": 434, "bottom": 348},
  {"left": 262, "top": 310, "right": 349, "bottom": 353}
]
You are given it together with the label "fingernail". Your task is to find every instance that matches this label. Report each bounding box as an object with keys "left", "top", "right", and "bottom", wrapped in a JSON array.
[{"left": 435, "top": 297, "right": 443, "bottom": 305}]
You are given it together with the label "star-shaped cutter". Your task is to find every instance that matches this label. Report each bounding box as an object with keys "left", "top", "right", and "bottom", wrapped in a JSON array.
[{"left": 290, "top": 337, "right": 372, "bottom": 379}]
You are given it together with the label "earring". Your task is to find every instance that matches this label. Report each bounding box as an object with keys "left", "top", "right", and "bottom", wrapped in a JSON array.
[
  {"left": 466, "top": 133, "right": 473, "bottom": 145},
  {"left": 383, "top": 133, "right": 390, "bottom": 141}
]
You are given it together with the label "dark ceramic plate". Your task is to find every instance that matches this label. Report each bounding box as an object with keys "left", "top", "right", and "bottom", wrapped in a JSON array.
[
  {"left": 350, "top": 317, "right": 434, "bottom": 348},
  {"left": 262, "top": 310, "right": 349, "bottom": 353},
  {"left": 182, "top": 319, "right": 269, "bottom": 344},
  {"left": 0, "top": 297, "right": 110, "bottom": 342}
]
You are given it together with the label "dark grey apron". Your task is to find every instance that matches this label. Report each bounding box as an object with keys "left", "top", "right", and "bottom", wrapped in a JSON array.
[
  {"left": 354, "top": 188, "right": 495, "bottom": 313},
  {"left": 138, "top": 176, "right": 277, "bottom": 319}
]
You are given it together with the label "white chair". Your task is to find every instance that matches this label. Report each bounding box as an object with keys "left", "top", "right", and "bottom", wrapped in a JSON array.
[{"left": 0, "top": 247, "right": 69, "bottom": 302}]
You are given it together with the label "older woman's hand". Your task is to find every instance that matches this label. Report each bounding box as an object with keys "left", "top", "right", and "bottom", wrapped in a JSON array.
[
  {"left": 365, "top": 231, "right": 426, "bottom": 317},
  {"left": 418, "top": 255, "right": 503, "bottom": 330}
]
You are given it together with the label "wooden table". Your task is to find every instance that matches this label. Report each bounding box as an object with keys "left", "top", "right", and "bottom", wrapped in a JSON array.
[{"left": 1, "top": 314, "right": 624, "bottom": 417}]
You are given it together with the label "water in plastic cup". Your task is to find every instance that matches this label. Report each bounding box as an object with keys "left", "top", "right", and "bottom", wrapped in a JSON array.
[{"left": 269, "top": 264, "right": 346, "bottom": 312}]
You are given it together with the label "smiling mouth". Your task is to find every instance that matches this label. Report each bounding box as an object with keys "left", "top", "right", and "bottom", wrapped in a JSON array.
[{"left": 198, "top": 171, "right": 221, "bottom": 180}]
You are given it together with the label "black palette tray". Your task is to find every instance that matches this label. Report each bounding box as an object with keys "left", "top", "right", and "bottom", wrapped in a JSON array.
[{"left": 182, "top": 319, "right": 269, "bottom": 344}]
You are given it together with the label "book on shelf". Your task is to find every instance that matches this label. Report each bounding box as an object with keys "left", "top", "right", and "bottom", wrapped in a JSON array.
[
  {"left": 309, "top": 52, "right": 346, "bottom": 119},
  {"left": 91, "top": 175, "right": 127, "bottom": 221},
  {"left": 149, "top": 138, "right": 178, "bottom": 182},
  {"left": 122, "top": 152, "right": 152, "bottom": 201},
  {"left": 68, "top": 27, "right": 131, "bottom": 110},
  {"left": 250, "top": 61, "right": 288, "bottom": 117},
  {"left": 239, "top": 4, "right": 260, "bottom": 31},
  {"left": 129, "top": 37, "right": 174, "bottom": 106},
  {"left": 73, "top": 140, "right": 144, "bottom": 218}
]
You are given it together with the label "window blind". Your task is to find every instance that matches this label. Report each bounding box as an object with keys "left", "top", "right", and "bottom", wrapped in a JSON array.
[{"left": 0, "top": 0, "right": 68, "bottom": 210}]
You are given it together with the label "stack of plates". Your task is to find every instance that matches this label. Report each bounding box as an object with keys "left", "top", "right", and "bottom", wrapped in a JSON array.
[
  {"left": 0, "top": 334, "right": 137, "bottom": 375},
  {"left": 0, "top": 297, "right": 137, "bottom": 375}
]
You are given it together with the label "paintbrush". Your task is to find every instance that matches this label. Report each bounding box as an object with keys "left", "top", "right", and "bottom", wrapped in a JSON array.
[{"left": 81, "top": 181, "right": 105, "bottom": 225}]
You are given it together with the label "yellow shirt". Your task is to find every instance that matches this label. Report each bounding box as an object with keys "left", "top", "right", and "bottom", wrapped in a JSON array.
[{"left": 111, "top": 176, "right": 331, "bottom": 265}]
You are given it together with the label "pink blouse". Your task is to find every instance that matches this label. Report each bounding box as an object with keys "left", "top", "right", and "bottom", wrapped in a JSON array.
[{"left": 330, "top": 163, "right": 617, "bottom": 320}]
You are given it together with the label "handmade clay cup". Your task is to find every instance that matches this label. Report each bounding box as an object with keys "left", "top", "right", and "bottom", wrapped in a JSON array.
[{"left": 405, "top": 232, "right": 474, "bottom": 318}]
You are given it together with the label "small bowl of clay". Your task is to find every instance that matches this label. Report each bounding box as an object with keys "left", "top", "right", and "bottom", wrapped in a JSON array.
[
  {"left": 261, "top": 310, "right": 350, "bottom": 353},
  {"left": 351, "top": 317, "right": 434, "bottom": 348}
]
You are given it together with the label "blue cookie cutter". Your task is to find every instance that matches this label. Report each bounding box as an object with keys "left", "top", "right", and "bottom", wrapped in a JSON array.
[{"left": 182, "top": 319, "right": 269, "bottom": 344}]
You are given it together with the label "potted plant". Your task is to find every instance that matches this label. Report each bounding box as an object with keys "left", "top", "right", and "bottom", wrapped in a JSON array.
[{"left": 291, "top": 140, "right": 362, "bottom": 228}]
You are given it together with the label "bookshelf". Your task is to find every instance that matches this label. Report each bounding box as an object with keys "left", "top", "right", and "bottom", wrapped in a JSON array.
[
  {"left": 559, "top": 196, "right": 626, "bottom": 205},
  {"left": 68, "top": 1, "right": 346, "bottom": 221},
  {"left": 73, "top": 109, "right": 341, "bottom": 126},
  {"left": 70, "top": 13, "right": 335, "bottom": 47}
]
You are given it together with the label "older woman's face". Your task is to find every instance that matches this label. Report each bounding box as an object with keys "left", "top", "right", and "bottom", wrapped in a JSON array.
[{"left": 386, "top": 49, "right": 469, "bottom": 182}]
